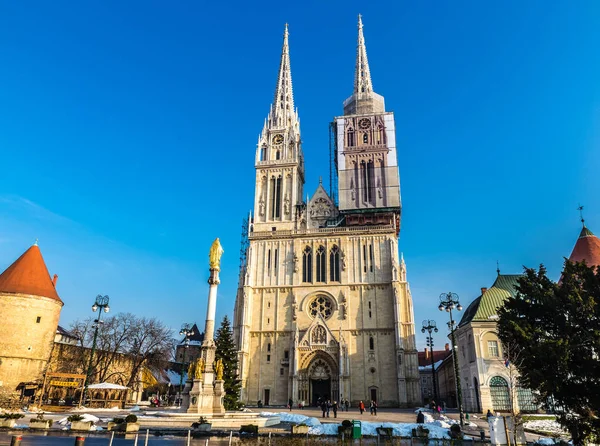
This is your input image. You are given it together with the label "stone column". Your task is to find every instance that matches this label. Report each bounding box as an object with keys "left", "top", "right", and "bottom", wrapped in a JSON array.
[{"left": 204, "top": 267, "right": 219, "bottom": 343}]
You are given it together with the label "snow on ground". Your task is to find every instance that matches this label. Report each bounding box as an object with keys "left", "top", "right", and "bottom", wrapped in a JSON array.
[
  {"left": 524, "top": 419, "right": 565, "bottom": 435},
  {"left": 261, "top": 411, "right": 458, "bottom": 438},
  {"left": 57, "top": 413, "right": 101, "bottom": 430},
  {"left": 73, "top": 406, "right": 121, "bottom": 412},
  {"left": 416, "top": 408, "right": 478, "bottom": 429}
]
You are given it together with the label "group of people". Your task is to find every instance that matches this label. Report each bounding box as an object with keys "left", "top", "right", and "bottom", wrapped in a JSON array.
[
  {"left": 428, "top": 399, "right": 446, "bottom": 414},
  {"left": 357, "top": 400, "right": 378, "bottom": 415}
]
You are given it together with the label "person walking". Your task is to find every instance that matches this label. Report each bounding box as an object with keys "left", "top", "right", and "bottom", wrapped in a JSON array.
[
  {"left": 345, "top": 399, "right": 350, "bottom": 412},
  {"left": 332, "top": 401, "right": 338, "bottom": 418},
  {"left": 359, "top": 400, "right": 365, "bottom": 414},
  {"left": 373, "top": 400, "right": 378, "bottom": 416},
  {"left": 326, "top": 400, "right": 331, "bottom": 417},
  {"left": 320, "top": 400, "right": 327, "bottom": 418},
  {"left": 369, "top": 400, "right": 374, "bottom": 415},
  {"left": 416, "top": 410, "right": 425, "bottom": 424},
  {"left": 288, "top": 398, "right": 293, "bottom": 411}
]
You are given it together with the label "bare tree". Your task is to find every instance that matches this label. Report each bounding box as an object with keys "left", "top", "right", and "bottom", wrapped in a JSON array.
[
  {"left": 500, "top": 341, "right": 525, "bottom": 445},
  {"left": 70, "top": 313, "right": 175, "bottom": 387}
]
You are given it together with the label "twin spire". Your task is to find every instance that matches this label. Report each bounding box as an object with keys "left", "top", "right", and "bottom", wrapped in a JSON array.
[
  {"left": 266, "top": 15, "right": 377, "bottom": 132},
  {"left": 268, "top": 23, "right": 296, "bottom": 131},
  {"left": 354, "top": 15, "right": 374, "bottom": 95}
]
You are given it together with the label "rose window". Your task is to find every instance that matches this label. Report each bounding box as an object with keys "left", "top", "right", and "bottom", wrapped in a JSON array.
[{"left": 309, "top": 295, "right": 333, "bottom": 319}]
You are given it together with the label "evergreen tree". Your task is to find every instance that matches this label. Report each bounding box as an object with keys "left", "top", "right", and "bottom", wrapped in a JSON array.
[
  {"left": 215, "top": 315, "right": 242, "bottom": 410},
  {"left": 497, "top": 261, "right": 600, "bottom": 446}
]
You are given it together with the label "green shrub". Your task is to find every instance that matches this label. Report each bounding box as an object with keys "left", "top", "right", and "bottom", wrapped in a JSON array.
[
  {"left": 0, "top": 414, "right": 24, "bottom": 420},
  {"left": 239, "top": 424, "right": 258, "bottom": 435},
  {"left": 67, "top": 415, "right": 84, "bottom": 422},
  {"left": 125, "top": 414, "right": 138, "bottom": 423},
  {"left": 112, "top": 417, "right": 125, "bottom": 424}
]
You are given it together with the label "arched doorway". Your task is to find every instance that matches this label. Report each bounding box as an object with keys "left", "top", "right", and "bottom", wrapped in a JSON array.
[
  {"left": 298, "top": 350, "right": 338, "bottom": 406},
  {"left": 309, "top": 358, "right": 331, "bottom": 406},
  {"left": 490, "top": 376, "right": 510, "bottom": 412}
]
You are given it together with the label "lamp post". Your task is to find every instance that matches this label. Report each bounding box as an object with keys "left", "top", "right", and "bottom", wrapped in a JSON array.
[
  {"left": 438, "top": 292, "right": 464, "bottom": 426},
  {"left": 84, "top": 294, "right": 110, "bottom": 405},
  {"left": 178, "top": 323, "right": 195, "bottom": 406},
  {"left": 421, "top": 320, "right": 439, "bottom": 407}
]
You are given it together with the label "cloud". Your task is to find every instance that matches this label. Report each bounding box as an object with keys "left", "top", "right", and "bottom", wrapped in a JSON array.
[{"left": 0, "top": 194, "right": 78, "bottom": 226}]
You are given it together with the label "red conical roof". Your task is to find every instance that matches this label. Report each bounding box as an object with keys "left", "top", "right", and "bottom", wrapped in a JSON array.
[
  {"left": 568, "top": 225, "right": 600, "bottom": 268},
  {"left": 0, "top": 244, "right": 62, "bottom": 302}
]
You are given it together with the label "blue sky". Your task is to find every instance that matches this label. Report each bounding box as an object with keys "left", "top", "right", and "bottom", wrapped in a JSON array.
[{"left": 1, "top": 1, "right": 599, "bottom": 350}]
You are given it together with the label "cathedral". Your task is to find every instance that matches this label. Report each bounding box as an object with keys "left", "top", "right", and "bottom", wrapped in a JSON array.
[{"left": 232, "top": 17, "right": 420, "bottom": 407}]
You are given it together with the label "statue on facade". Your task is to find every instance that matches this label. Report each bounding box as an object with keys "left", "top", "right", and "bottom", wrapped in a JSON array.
[
  {"left": 209, "top": 238, "right": 224, "bottom": 270},
  {"left": 215, "top": 359, "right": 224, "bottom": 380}
]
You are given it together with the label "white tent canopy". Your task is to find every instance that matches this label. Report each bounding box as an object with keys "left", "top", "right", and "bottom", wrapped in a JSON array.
[{"left": 87, "top": 382, "right": 129, "bottom": 390}]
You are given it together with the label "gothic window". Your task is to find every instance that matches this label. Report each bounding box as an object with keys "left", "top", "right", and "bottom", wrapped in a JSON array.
[
  {"left": 302, "top": 246, "right": 312, "bottom": 283},
  {"left": 274, "top": 249, "right": 278, "bottom": 275},
  {"left": 271, "top": 176, "right": 282, "bottom": 219},
  {"left": 348, "top": 130, "right": 355, "bottom": 147},
  {"left": 316, "top": 245, "right": 326, "bottom": 283},
  {"left": 361, "top": 162, "right": 368, "bottom": 202},
  {"left": 267, "top": 249, "right": 271, "bottom": 272},
  {"left": 267, "top": 343, "right": 271, "bottom": 352},
  {"left": 329, "top": 245, "right": 340, "bottom": 282},
  {"left": 311, "top": 325, "right": 327, "bottom": 344},
  {"left": 369, "top": 244, "right": 374, "bottom": 272},
  {"left": 363, "top": 133, "right": 368, "bottom": 144},
  {"left": 369, "top": 337, "right": 374, "bottom": 350},
  {"left": 308, "top": 295, "right": 333, "bottom": 320},
  {"left": 275, "top": 150, "right": 280, "bottom": 160},
  {"left": 260, "top": 147, "right": 267, "bottom": 161},
  {"left": 363, "top": 244, "right": 367, "bottom": 273},
  {"left": 367, "top": 161, "right": 375, "bottom": 204}
]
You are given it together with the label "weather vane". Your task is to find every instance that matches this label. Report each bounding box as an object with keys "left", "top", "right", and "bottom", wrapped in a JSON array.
[
  {"left": 577, "top": 204, "right": 585, "bottom": 226},
  {"left": 496, "top": 260, "right": 500, "bottom": 275}
]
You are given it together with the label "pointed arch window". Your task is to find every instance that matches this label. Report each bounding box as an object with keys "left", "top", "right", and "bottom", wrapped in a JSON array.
[
  {"left": 363, "top": 133, "right": 368, "bottom": 144},
  {"left": 329, "top": 245, "right": 340, "bottom": 282},
  {"left": 275, "top": 150, "right": 280, "bottom": 160},
  {"left": 302, "top": 246, "right": 312, "bottom": 283},
  {"left": 271, "top": 176, "right": 282, "bottom": 219},
  {"left": 369, "top": 336, "right": 374, "bottom": 351},
  {"left": 260, "top": 147, "right": 267, "bottom": 161},
  {"left": 316, "top": 245, "right": 326, "bottom": 283}
]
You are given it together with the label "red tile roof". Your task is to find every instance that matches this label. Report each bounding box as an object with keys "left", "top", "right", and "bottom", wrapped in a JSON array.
[
  {"left": 418, "top": 348, "right": 452, "bottom": 367},
  {"left": 0, "top": 244, "right": 62, "bottom": 302},
  {"left": 568, "top": 225, "right": 600, "bottom": 268}
]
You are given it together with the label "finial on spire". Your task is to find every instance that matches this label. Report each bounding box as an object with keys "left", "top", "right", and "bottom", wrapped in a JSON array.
[
  {"left": 496, "top": 260, "right": 500, "bottom": 276},
  {"left": 354, "top": 14, "right": 373, "bottom": 95},
  {"left": 319, "top": 176, "right": 322, "bottom": 185},
  {"left": 33, "top": 238, "right": 38, "bottom": 246},
  {"left": 578, "top": 204, "right": 585, "bottom": 227}
]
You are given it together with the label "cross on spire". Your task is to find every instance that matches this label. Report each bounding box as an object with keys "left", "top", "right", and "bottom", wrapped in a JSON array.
[
  {"left": 354, "top": 14, "right": 373, "bottom": 95},
  {"left": 578, "top": 204, "right": 585, "bottom": 227}
]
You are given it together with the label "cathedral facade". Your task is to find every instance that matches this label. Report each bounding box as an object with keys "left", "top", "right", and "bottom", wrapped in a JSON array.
[{"left": 233, "top": 18, "right": 420, "bottom": 407}]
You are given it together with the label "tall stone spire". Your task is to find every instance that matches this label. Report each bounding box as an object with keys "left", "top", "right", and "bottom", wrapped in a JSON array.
[
  {"left": 354, "top": 15, "right": 373, "bottom": 95},
  {"left": 343, "top": 15, "right": 385, "bottom": 115},
  {"left": 269, "top": 24, "right": 296, "bottom": 130}
]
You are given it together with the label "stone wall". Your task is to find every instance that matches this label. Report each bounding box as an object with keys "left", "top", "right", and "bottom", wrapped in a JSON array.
[{"left": 0, "top": 293, "right": 61, "bottom": 391}]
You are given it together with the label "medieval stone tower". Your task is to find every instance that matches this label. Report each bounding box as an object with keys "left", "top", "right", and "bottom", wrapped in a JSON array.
[
  {"left": 233, "top": 18, "right": 420, "bottom": 407},
  {"left": 0, "top": 243, "right": 63, "bottom": 392}
]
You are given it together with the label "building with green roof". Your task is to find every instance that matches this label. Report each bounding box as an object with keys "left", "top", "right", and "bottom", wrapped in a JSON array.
[{"left": 439, "top": 273, "right": 538, "bottom": 414}]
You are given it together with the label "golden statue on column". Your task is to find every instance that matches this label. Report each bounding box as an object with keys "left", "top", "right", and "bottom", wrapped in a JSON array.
[{"left": 209, "top": 238, "right": 224, "bottom": 270}]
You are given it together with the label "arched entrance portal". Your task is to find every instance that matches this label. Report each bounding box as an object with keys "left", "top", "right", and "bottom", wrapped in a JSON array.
[
  {"left": 297, "top": 351, "right": 338, "bottom": 406},
  {"left": 309, "top": 358, "right": 331, "bottom": 406}
]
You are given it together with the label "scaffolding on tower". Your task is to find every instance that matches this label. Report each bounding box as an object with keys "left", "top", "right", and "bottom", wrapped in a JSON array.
[
  {"left": 238, "top": 216, "right": 249, "bottom": 279},
  {"left": 329, "top": 121, "right": 339, "bottom": 207}
]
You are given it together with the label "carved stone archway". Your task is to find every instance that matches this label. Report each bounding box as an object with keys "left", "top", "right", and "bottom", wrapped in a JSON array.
[{"left": 297, "top": 350, "right": 338, "bottom": 406}]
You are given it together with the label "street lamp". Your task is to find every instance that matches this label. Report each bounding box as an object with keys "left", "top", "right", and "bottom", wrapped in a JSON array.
[
  {"left": 84, "top": 294, "right": 110, "bottom": 405},
  {"left": 178, "top": 323, "right": 195, "bottom": 406},
  {"left": 421, "top": 320, "right": 439, "bottom": 407},
  {"left": 439, "top": 292, "right": 464, "bottom": 426}
]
